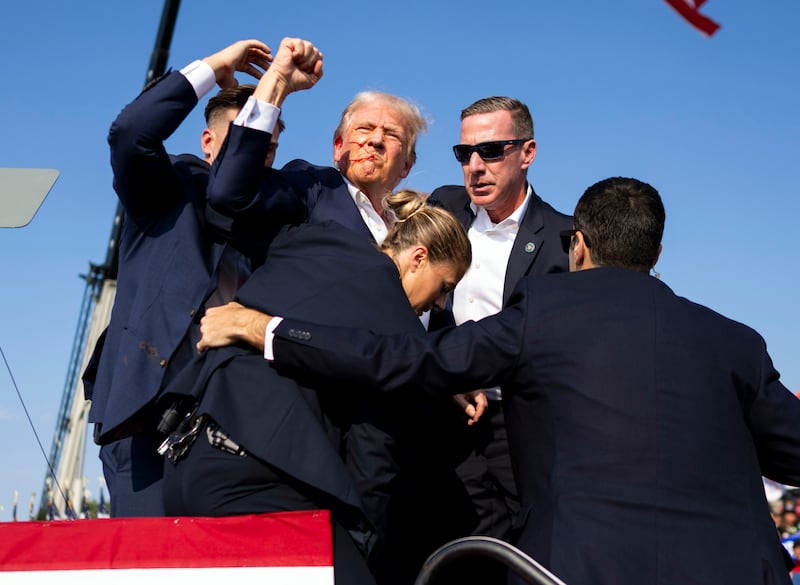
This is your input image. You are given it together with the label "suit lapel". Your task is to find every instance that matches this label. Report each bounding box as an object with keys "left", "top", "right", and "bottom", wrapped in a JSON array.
[
  {"left": 309, "top": 180, "right": 376, "bottom": 242},
  {"left": 503, "top": 191, "right": 546, "bottom": 304},
  {"left": 454, "top": 200, "right": 475, "bottom": 231}
]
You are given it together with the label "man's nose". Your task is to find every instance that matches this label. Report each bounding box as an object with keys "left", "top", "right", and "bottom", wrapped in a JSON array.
[
  {"left": 367, "top": 128, "right": 385, "bottom": 145},
  {"left": 468, "top": 151, "right": 485, "bottom": 171}
]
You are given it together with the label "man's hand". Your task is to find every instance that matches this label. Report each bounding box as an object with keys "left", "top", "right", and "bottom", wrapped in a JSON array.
[
  {"left": 452, "top": 391, "right": 488, "bottom": 425},
  {"left": 253, "top": 37, "right": 323, "bottom": 107},
  {"left": 202, "top": 39, "right": 273, "bottom": 89},
  {"left": 197, "top": 301, "right": 272, "bottom": 353}
]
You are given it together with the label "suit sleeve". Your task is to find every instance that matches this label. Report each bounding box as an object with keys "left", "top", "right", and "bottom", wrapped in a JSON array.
[
  {"left": 745, "top": 341, "right": 800, "bottom": 485},
  {"left": 206, "top": 125, "right": 310, "bottom": 220},
  {"left": 271, "top": 281, "right": 531, "bottom": 394},
  {"left": 203, "top": 125, "right": 308, "bottom": 257},
  {"left": 108, "top": 71, "right": 199, "bottom": 219}
]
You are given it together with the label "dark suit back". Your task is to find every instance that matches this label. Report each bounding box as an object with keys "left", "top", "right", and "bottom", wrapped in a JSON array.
[
  {"left": 83, "top": 72, "right": 225, "bottom": 443},
  {"left": 271, "top": 266, "right": 800, "bottom": 585},
  {"left": 502, "top": 268, "right": 799, "bottom": 585},
  {"left": 162, "top": 221, "right": 427, "bottom": 563}
]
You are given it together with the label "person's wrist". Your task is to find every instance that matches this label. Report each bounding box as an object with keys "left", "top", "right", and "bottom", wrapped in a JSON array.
[{"left": 254, "top": 71, "right": 290, "bottom": 107}]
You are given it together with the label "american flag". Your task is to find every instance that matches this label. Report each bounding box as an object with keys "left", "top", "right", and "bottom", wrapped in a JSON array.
[
  {"left": 0, "top": 510, "right": 334, "bottom": 584},
  {"left": 663, "top": 0, "right": 721, "bottom": 36}
]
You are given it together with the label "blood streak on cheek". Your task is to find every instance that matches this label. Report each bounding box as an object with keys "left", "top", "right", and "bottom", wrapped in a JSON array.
[{"left": 349, "top": 141, "right": 376, "bottom": 163}]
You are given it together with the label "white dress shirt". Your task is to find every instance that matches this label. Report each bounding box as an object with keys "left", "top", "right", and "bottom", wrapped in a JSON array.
[{"left": 452, "top": 185, "right": 532, "bottom": 400}]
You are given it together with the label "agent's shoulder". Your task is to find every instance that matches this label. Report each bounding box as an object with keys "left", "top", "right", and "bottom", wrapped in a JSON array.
[{"left": 430, "top": 185, "right": 469, "bottom": 211}]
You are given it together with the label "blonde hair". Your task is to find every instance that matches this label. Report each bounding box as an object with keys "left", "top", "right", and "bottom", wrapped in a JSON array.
[{"left": 380, "top": 189, "right": 471, "bottom": 275}]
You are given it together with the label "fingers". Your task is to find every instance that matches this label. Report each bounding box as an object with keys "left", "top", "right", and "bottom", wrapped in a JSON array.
[
  {"left": 470, "top": 395, "right": 488, "bottom": 424},
  {"left": 279, "top": 37, "right": 323, "bottom": 75}
]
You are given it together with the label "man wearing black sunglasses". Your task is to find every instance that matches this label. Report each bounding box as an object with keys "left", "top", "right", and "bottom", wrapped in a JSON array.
[{"left": 425, "top": 96, "right": 572, "bottom": 582}]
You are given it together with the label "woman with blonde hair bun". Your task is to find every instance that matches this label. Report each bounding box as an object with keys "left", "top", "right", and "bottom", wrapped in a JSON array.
[
  {"left": 380, "top": 189, "right": 471, "bottom": 314},
  {"left": 159, "top": 188, "right": 471, "bottom": 585}
]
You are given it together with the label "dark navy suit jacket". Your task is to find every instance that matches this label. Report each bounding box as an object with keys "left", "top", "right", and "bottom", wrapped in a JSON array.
[
  {"left": 82, "top": 71, "right": 301, "bottom": 443},
  {"left": 269, "top": 267, "right": 800, "bottom": 585},
  {"left": 160, "top": 221, "right": 427, "bottom": 559},
  {"left": 206, "top": 123, "right": 372, "bottom": 257}
]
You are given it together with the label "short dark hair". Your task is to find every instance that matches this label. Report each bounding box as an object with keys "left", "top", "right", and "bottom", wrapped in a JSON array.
[
  {"left": 461, "top": 96, "right": 534, "bottom": 140},
  {"left": 204, "top": 84, "right": 285, "bottom": 133},
  {"left": 573, "top": 177, "right": 664, "bottom": 272}
]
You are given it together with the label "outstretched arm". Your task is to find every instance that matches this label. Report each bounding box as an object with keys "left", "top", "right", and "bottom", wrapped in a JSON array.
[{"left": 259, "top": 281, "right": 530, "bottom": 396}]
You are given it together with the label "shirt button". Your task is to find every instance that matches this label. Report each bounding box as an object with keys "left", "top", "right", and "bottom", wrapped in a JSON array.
[{"left": 159, "top": 359, "right": 167, "bottom": 367}]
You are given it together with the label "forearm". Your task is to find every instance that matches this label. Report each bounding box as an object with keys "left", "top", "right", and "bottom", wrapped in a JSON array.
[{"left": 271, "top": 315, "right": 519, "bottom": 395}]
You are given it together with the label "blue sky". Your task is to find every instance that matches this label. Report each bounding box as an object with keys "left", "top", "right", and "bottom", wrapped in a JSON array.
[{"left": 0, "top": 0, "right": 797, "bottom": 519}]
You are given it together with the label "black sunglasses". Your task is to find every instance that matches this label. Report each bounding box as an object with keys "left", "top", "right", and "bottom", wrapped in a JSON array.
[
  {"left": 452, "top": 139, "right": 530, "bottom": 163},
  {"left": 560, "top": 229, "right": 591, "bottom": 254}
]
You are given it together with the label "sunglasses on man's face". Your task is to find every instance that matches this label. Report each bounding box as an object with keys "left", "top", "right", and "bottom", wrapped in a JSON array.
[{"left": 452, "top": 139, "right": 530, "bottom": 164}]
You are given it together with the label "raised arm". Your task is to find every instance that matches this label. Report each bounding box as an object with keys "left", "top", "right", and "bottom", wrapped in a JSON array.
[
  {"left": 108, "top": 39, "right": 272, "bottom": 219},
  {"left": 206, "top": 38, "right": 324, "bottom": 217}
]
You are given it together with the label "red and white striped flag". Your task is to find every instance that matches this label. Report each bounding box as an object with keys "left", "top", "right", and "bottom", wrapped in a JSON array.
[
  {"left": 0, "top": 510, "right": 333, "bottom": 584},
  {"left": 664, "top": 0, "right": 721, "bottom": 36}
]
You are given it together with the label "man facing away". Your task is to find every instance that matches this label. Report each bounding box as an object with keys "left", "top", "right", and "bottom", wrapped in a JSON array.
[{"left": 240, "top": 176, "right": 800, "bottom": 585}]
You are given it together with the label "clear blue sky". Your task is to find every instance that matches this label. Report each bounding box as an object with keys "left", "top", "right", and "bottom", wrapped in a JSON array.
[{"left": 0, "top": 0, "right": 797, "bottom": 519}]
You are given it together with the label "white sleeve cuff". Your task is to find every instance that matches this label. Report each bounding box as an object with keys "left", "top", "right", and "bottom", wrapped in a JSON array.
[
  {"left": 263, "top": 316, "right": 284, "bottom": 361},
  {"left": 179, "top": 60, "right": 216, "bottom": 100},
  {"left": 234, "top": 96, "right": 280, "bottom": 134}
]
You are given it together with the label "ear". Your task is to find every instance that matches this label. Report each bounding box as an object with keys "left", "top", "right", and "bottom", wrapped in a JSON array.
[
  {"left": 652, "top": 244, "right": 663, "bottom": 268},
  {"left": 399, "top": 158, "right": 412, "bottom": 180},
  {"left": 201, "top": 128, "right": 215, "bottom": 162},
  {"left": 333, "top": 136, "right": 344, "bottom": 163},
  {"left": 409, "top": 245, "right": 429, "bottom": 272},
  {"left": 520, "top": 139, "right": 537, "bottom": 171},
  {"left": 573, "top": 230, "right": 590, "bottom": 270}
]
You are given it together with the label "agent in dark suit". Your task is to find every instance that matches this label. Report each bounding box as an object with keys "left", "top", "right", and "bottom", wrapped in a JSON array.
[
  {"left": 81, "top": 40, "right": 299, "bottom": 517},
  {"left": 420, "top": 97, "right": 572, "bottom": 585},
  {"left": 260, "top": 177, "right": 800, "bottom": 585},
  {"left": 163, "top": 190, "right": 471, "bottom": 585}
]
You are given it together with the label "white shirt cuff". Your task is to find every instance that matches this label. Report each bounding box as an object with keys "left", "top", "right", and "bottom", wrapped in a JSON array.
[
  {"left": 263, "top": 316, "right": 284, "bottom": 361},
  {"left": 179, "top": 60, "right": 216, "bottom": 100},
  {"left": 234, "top": 96, "right": 280, "bottom": 134}
]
